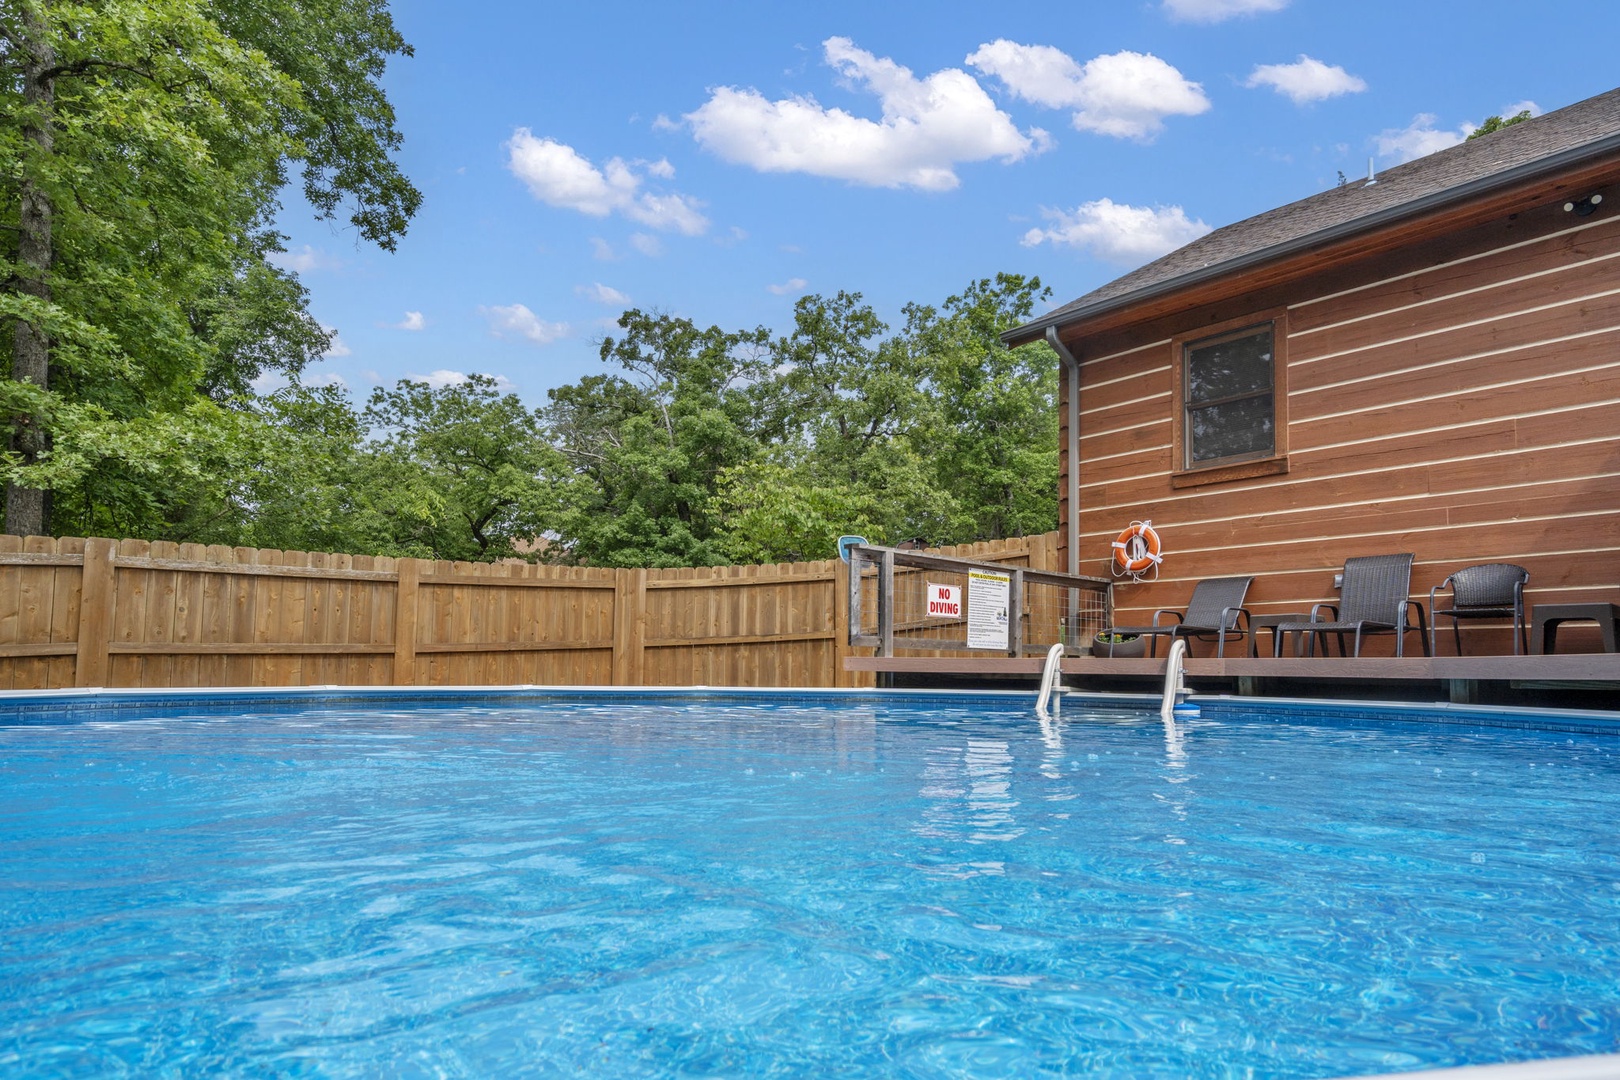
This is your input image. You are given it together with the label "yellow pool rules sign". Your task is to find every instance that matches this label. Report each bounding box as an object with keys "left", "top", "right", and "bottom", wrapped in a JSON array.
[{"left": 966, "top": 570, "right": 1010, "bottom": 650}]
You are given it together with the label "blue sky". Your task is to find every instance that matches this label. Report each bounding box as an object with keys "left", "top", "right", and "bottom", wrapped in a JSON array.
[{"left": 270, "top": 0, "right": 1620, "bottom": 405}]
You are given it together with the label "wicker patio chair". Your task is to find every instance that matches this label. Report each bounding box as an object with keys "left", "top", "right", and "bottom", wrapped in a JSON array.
[
  {"left": 1101, "top": 575, "right": 1253, "bottom": 658},
  {"left": 1428, "top": 563, "right": 1529, "bottom": 656},
  {"left": 1272, "top": 554, "right": 1429, "bottom": 657}
]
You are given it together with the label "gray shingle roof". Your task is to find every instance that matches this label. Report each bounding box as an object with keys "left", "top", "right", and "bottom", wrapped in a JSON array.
[{"left": 1012, "top": 86, "right": 1620, "bottom": 344}]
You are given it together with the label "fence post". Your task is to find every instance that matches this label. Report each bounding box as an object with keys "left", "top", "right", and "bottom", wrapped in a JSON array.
[
  {"left": 74, "top": 537, "right": 116, "bottom": 687},
  {"left": 612, "top": 568, "right": 646, "bottom": 685},
  {"left": 877, "top": 549, "right": 895, "bottom": 658},
  {"left": 393, "top": 558, "right": 420, "bottom": 685},
  {"left": 1008, "top": 567, "right": 1025, "bottom": 658},
  {"left": 832, "top": 558, "right": 851, "bottom": 687}
]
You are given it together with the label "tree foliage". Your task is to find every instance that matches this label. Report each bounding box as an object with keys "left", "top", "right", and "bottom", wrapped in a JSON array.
[
  {"left": 0, "top": 0, "right": 418, "bottom": 535},
  {"left": 356, "top": 376, "right": 560, "bottom": 561},
  {"left": 1468, "top": 109, "right": 1534, "bottom": 140}
]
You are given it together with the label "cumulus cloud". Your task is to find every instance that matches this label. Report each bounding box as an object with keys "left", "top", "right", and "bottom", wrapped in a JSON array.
[
  {"left": 1376, "top": 113, "right": 1473, "bottom": 164},
  {"left": 392, "top": 311, "right": 426, "bottom": 331},
  {"left": 767, "top": 277, "right": 809, "bottom": 296},
  {"left": 629, "top": 233, "right": 664, "bottom": 257},
  {"left": 506, "top": 130, "right": 708, "bottom": 234},
  {"left": 1163, "top": 0, "right": 1289, "bottom": 22},
  {"left": 686, "top": 36, "right": 1044, "bottom": 191},
  {"left": 578, "top": 282, "right": 631, "bottom": 305},
  {"left": 271, "top": 244, "right": 341, "bottom": 273},
  {"left": 479, "top": 303, "right": 570, "bottom": 345},
  {"left": 967, "top": 42, "right": 1209, "bottom": 140},
  {"left": 590, "top": 237, "right": 618, "bottom": 261},
  {"left": 319, "top": 324, "right": 352, "bottom": 358},
  {"left": 1021, "top": 198, "right": 1211, "bottom": 264},
  {"left": 409, "top": 369, "right": 518, "bottom": 391},
  {"left": 1245, "top": 55, "right": 1366, "bottom": 104}
]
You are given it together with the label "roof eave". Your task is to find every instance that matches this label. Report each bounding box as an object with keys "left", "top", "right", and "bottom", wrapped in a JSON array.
[{"left": 1003, "top": 131, "right": 1620, "bottom": 348}]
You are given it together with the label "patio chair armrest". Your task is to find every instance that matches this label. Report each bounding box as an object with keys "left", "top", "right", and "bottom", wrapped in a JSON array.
[
  {"left": 1308, "top": 603, "right": 1338, "bottom": 622},
  {"left": 1219, "top": 606, "right": 1251, "bottom": 632},
  {"left": 1150, "top": 610, "right": 1185, "bottom": 627},
  {"left": 1399, "top": 599, "right": 1428, "bottom": 633},
  {"left": 1427, "top": 576, "right": 1454, "bottom": 614}
]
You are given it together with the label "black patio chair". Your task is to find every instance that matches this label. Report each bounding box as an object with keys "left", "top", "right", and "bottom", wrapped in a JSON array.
[
  {"left": 1100, "top": 575, "right": 1253, "bottom": 658},
  {"left": 1272, "top": 554, "right": 1429, "bottom": 657},
  {"left": 1428, "top": 563, "right": 1529, "bottom": 656}
]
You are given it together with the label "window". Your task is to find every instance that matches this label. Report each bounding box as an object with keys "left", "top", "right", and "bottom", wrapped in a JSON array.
[{"left": 1181, "top": 322, "right": 1278, "bottom": 472}]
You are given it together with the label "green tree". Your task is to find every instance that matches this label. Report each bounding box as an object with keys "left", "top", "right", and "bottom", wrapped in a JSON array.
[
  {"left": 901, "top": 273, "right": 1060, "bottom": 543},
  {"left": 712, "top": 290, "right": 953, "bottom": 561},
  {"left": 1468, "top": 109, "right": 1534, "bottom": 140},
  {"left": 0, "top": 0, "right": 418, "bottom": 536},
  {"left": 546, "top": 310, "right": 772, "bottom": 567},
  {"left": 46, "top": 383, "right": 367, "bottom": 548},
  {"left": 355, "top": 376, "right": 561, "bottom": 561}
]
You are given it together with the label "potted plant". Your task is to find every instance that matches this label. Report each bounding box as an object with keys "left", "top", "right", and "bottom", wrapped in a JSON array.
[{"left": 1093, "top": 631, "right": 1146, "bottom": 658}]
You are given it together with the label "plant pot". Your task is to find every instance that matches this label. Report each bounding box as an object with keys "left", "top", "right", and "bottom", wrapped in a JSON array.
[{"left": 1093, "top": 633, "right": 1146, "bottom": 658}]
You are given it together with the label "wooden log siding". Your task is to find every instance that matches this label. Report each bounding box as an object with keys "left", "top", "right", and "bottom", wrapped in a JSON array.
[
  {"left": 0, "top": 532, "right": 1061, "bottom": 690},
  {"left": 1061, "top": 185, "right": 1620, "bottom": 657}
]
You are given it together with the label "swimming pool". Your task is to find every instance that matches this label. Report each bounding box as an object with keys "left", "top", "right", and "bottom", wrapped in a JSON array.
[{"left": 1, "top": 688, "right": 1617, "bottom": 1077}]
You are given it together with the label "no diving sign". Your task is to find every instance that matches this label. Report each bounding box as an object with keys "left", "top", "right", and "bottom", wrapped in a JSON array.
[{"left": 925, "top": 582, "right": 961, "bottom": 618}]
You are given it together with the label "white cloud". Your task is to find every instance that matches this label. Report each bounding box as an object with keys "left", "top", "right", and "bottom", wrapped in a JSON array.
[
  {"left": 479, "top": 303, "right": 570, "bottom": 345},
  {"left": 967, "top": 42, "right": 1209, "bottom": 140},
  {"left": 1376, "top": 113, "right": 1473, "bottom": 164},
  {"left": 1499, "top": 100, "right": 1541, "bottom": 120},
  {"left": 629, "top": 232, "right": 663, "bottom": 257},
  {"left": 642, "top": 157, "right": 676, "bottom": 179},
  {"left": 1245, "top": 55, "right": 1366, "bottom": 104},
  {"left": 392, "top": 310, "right": 426, "bottom": 331},
  {"left": 686, "top": 36, "right": 1043, "bottom": 191},
  {"left": 767, "top": 277, "right": 809, "bottom": 295},
  {"left": 1163, "top": 0, "right": 1289, "bottom": 22},
  {"left": 505, "top": 130, "right": 708, "bottom": 234},
  {"left": 578, "top": 282, "right": 631, "bottom": 305},
  {"left": 409, "top": 369, "right": 518, "bottom": 392},
  {"left": 319, "top": 324, "right": 352, "bottom": 358},
  {"left": 590, "top": 237, "right": 618, "bottom": 261},
  {"left": 1021, "top": 198, "right": 1211, "bottom": 264},
  {"left": 252, "top": 368, "right": 348, "bottom": 395},
  {"left": 271, "top": 244, "right": 341, "bottom": 274},
  {"left": 651, "top": 113, "right": 680, "bottom": 132}
]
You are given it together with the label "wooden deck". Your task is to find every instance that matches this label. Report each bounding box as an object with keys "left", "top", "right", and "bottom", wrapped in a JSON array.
[{"left": 842, "top": 654, "right": 1620, "bottom": 705}]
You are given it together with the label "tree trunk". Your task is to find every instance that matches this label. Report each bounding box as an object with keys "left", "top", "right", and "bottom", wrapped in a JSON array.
[{"left": 6, "top": 1, "right": 56, "bottom": 537}]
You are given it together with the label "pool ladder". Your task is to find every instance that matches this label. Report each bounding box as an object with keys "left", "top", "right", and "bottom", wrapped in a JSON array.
[
  {"left": 1161, "top": 638, "right": 1188, "bottom": 722},
  {"left": 1035, "top": 642, "right": 1066, "bottom": 718},
  {"left": 1036, "top": 637, "right": 1191, "bottom": 721}
]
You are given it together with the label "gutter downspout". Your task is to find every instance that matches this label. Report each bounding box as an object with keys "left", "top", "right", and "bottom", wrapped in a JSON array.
[{"left": 1046, "top": 327, "right": 1081, "bottom": 579}]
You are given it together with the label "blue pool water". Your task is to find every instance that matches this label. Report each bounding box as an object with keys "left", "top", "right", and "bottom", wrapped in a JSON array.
[{"left": 1, "top": 692, "right": 1618, "bottom": 1078}]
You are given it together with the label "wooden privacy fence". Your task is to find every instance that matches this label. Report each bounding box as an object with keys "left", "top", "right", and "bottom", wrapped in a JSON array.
[{"left": 0, "top": 532, "right": 1061, "bottom": 691}]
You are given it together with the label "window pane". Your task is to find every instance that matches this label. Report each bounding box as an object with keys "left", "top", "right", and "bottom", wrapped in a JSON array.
[
  {"left": 1188, "top": 394, "right": 1274, "bottom": 463},
  {"left": 1187, "top": 330, "right": 1272, "bottom": 404}
]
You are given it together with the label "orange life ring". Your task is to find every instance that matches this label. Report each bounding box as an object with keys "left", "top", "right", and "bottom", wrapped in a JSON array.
[{"left": 1111, "top": 521, "right": 1163, "bottom": 575}]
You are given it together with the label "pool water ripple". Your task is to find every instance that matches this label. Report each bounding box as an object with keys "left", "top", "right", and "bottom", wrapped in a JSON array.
[{"left": 1, "top": 700, "right": 1618, "bottom": 1077}]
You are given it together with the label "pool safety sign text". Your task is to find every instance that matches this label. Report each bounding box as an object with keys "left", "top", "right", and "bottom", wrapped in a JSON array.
[
  {"left": 966, "top": 570, "right": 1010, "bottom": 650},
  {"left": 925, "top": 583, "right": 961, "bottom": 619}
]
